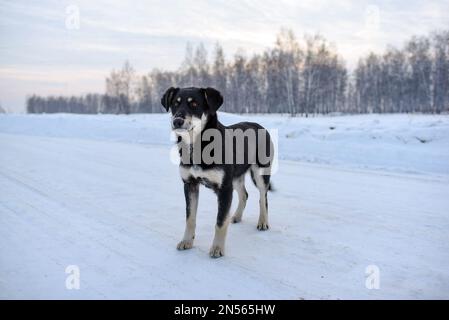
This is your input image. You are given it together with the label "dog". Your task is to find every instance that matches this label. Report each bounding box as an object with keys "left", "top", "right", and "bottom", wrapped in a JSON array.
[{"left": 161, "top": 87, "right": 274, "bottom": 258}]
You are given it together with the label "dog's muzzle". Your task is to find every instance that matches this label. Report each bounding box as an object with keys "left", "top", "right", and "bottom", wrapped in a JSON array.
[{"left": 172, "top": 117, "right": 185, "bottom": 129}]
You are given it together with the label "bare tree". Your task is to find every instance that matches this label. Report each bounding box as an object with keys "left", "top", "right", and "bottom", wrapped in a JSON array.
[{"left": 105, "top": 61, "right": 135, "bottom": 114}]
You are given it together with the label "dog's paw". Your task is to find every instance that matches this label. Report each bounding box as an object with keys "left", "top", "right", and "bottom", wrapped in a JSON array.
[
  {"left": 177, "top": 239, "right": 193, "bottom": 250},
  {"left": 257, "top": 222, "right": 269, "bottom": 231},
  {"left": 231, "top": 215, "right": 242, "bottom": 223},
  {"left": 209, "top": 245, "right": 225, "bottom": 258}
]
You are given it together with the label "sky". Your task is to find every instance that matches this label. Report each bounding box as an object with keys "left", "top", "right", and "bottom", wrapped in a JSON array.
[{"left": 0, "top": 0, "right": 448, "bottom": 112}]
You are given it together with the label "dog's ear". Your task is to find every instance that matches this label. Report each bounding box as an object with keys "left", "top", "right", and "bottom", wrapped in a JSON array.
[
  {"left": 203, "top": 87, "right": 223, "bottom": 114},
  {"left": 160, "top": 87, "right": 179, "bottom": 112}
]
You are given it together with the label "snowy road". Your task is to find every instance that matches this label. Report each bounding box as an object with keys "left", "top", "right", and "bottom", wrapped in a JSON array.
[{"left": 1, "top": 124, "right": 448, "bottom": 299}]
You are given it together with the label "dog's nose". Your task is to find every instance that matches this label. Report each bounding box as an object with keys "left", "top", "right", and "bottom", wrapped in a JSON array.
[{"left": 173, "top": 118, "right": 184, "bottom": 129}]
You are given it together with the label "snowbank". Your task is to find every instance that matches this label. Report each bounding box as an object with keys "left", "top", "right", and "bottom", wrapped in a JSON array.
[{"left": 1, "top": 113, "right": 449, "bottom": 176}]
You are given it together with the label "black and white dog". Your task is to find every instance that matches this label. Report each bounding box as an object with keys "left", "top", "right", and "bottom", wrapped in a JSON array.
[{"left": 161, "top": 87, "right": 274, "bottom": 258}]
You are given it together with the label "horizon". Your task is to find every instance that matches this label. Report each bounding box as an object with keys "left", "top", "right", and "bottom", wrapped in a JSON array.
[{"left": 1, "top": 0, "right": 449, "bottom": 112}]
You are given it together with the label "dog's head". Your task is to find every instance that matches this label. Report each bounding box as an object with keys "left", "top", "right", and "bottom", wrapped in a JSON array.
[{"left": 161, "top": 87, "right": 223, "bottom": 134}]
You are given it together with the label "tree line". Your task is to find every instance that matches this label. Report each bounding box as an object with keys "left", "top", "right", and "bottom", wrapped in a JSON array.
[{"left": 27, "top": 29, "right": 449, "bottom": 115}]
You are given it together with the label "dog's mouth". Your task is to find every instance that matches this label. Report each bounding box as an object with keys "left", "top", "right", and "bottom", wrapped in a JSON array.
[
  {"left": 172, "top": 116, "right": 204, "bottom": 134},
  {"left": 173, "top": 127, "right": 191, "bottom": 133},
  {"left": 172, "top": 125, "right": 197, "bottom": 135},
  {"left": 172, "top": 122, "right": 201, "bottom": 133}
]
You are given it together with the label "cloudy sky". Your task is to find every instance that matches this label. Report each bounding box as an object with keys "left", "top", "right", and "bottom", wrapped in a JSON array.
[{"left": 0, "top": 0, "right": 448, "bottom": 112}]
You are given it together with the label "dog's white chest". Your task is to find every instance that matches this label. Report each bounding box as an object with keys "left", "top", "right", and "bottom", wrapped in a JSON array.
[{"left": 179, "top": 166, "right": 224, "bottom": 188}]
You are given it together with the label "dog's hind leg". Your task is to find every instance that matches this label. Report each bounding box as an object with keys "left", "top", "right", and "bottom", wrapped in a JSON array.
[
  {"left": 250, "top": 165, "right": 270, "bottom": 231},
  {"left": 177, "top": 181, "right": 199, "bottom": 250},
  {"left": 231, "top": 176, "right": 248, "bottom": 223},
  {"left": 210, "top": 184, "right": 233, "bottom": 258}
]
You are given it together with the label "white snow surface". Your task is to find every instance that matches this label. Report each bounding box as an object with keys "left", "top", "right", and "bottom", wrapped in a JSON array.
[{"left": 0, "top": 112, "right": 448, "bottom": 299}]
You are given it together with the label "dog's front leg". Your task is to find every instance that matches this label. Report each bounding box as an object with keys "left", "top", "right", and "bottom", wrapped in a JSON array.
[
  {"left": 209, "top": 184, "right": 233, "bottom": 258},
  {"left": 177, "top": 181, "right": 199, "bottom": 250}
]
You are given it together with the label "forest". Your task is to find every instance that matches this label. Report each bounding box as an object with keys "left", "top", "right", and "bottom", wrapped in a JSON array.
[{"left": 26, "top": 29, "right": 449, "bottom": 115}]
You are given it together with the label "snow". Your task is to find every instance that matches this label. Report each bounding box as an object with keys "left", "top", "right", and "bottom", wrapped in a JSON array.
[{"left": 1, "top": 113, "right": 449, "bottom": 299}]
